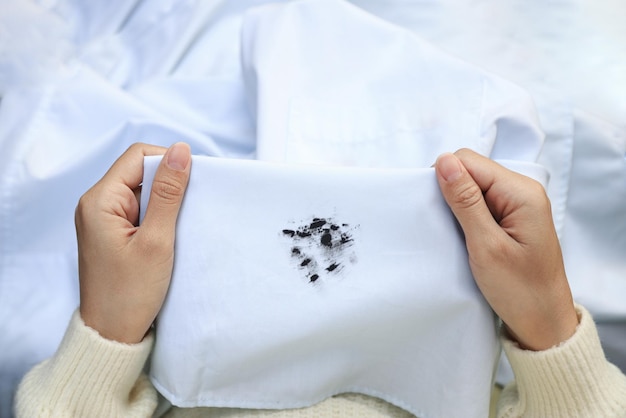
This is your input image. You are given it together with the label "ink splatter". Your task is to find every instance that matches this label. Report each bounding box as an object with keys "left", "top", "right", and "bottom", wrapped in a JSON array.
[
  {"left": 282, "top": 216, "right": 358, "bottom": 284},
  {"left": 326, "top": 263, "right": 339, "bottom": 272}
]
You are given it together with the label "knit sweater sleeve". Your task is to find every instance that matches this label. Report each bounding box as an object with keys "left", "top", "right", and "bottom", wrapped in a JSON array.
[
  {"left": 14, "top": 309, "right": 158, "bottom": 418},
  {"left": 497, "top": 304, "right": 626, "bottom": 418}
]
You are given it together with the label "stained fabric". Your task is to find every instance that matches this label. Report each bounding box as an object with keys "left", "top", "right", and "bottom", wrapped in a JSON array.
[
  {"left": 0, "top": 0, "right": 624, "bottom": 417},
  {"left": 140, "top": 156, "right": 546, "bottom": 418}
]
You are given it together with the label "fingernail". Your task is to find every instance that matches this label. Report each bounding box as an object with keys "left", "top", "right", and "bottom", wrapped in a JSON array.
[
  {"left": 166, "top": 143, "right": 190, "bottom": 171},
  {"left": 437, "top": 153, "right": 463, "bottom": 182}
]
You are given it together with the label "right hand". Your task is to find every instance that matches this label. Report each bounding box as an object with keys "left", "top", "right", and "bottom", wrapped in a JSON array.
[
  {"left": 435, "top": 149, "right": 578, "bottom": 351},
  {"left": 75, "top": 142, "right": 191, "bottom": 344}
]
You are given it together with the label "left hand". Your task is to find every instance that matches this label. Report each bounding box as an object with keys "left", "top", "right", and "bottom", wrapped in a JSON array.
[{"left": 435, "top": 149, "right": 578, "bottom": 351}]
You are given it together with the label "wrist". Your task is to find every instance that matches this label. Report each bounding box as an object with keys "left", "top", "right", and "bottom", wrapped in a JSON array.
[
  {"left": 80, "top": 305, "right": 151, "bottom": 344},
  {"left": 504, "top": 302, "right": 579, "bottom": 351}
]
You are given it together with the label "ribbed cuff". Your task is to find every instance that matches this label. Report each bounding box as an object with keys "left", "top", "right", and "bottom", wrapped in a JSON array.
[
  {"left": 500, "top": 304, "right": 626, "bottom": 417},
  {"left": 15, "top": 309, "right": 157, "bottom": 417}
]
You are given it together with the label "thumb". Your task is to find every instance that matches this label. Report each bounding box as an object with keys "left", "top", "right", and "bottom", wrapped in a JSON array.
[
  {"left": 141, "top": 142, "right": 191, "bottom": 238},
  {"left": 435, "top": 152, "right": 499, "bottom": 241}
]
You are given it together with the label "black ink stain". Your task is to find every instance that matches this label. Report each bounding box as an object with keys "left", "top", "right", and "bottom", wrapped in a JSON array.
[
  {"left": 326, "top": 263, "right": 339, "bottom": 272},
  {"left": 340, "top": 233, "right": 352, "bottom": 244},
  {"left": 320, "top": 232, "right": 332, "bottom": 247},
  {"left": 310, "top": 219, "right": 326, "bottom": 229},
  {"left": 282, "top": 216, "right": 358, "bottom": 285}
]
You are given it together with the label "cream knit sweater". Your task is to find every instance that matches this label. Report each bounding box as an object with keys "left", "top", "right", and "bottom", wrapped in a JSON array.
[{"left": 15, "top": 305, "right": 626, "bottom": 418}]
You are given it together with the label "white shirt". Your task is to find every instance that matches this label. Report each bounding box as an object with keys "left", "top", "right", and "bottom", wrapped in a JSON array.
[{"left": 0, "top": 0, "right": 624, "bottom": 416}]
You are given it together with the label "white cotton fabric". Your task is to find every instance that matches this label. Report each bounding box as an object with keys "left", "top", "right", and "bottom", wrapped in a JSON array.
[
  {"left": 140, "top": 156, "right": 547, "bottom": 418},
  {"left": 1, "top": 0, "right": 625, "bottom": 416},
  {"left": 136, "top": 5, "right": 551, "bottom": 415},
  {"left": 561, "top": 110, "right": 626, "bottom": 319},
  {"left": 242, "top": 1, "right": 543, "bottom": 167}
]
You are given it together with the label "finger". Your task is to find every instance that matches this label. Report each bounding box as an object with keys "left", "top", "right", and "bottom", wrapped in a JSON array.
[
  {"left": 131, "top": 186, "right": 142, "bottom": 226},
  {"left": 452, "top": 148, "right": 513, "bottom": 195},
  {"left": 140, "top": 142, "right": 192, "bottom": 240},
  {"left": 435, "top": 152, "right": 502, "bottom": 241},
  {"left": 103, "top": 143, "right": 169, "bottom": 189},
  {"left": 454, "top": 148, "right": 537, "bottom": 224}
]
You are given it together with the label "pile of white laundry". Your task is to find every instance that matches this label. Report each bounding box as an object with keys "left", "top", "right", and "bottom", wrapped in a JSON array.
[{"left": 0, "top": 1, "right": 624, "bottom": 417}]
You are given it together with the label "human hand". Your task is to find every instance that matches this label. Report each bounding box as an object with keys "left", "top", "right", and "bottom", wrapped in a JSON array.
[
  {"left": 435, "top": 149, "right": 578, "bottom": 351},
  {"left": 75, "top": 142, "right": 191, "bottom": 344}
]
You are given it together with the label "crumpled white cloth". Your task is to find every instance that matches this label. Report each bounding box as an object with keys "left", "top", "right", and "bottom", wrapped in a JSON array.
[
  {"left": 141, "top": 155, "right": 547, "bottom": 418},
  {"left": 243, "top": 0, "right": 543, "bottom": 167},
  {"left": 137, "top": 4, "right": 551, "bottom": 416},
  {"left": 136, "top": 0, "right": 545, "bottom": 417},
  {"left": 1, "top": 0, "right": 625, "bottom": 416}
]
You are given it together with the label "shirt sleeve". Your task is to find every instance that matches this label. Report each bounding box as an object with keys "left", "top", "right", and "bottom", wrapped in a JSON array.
[
  {"left": 497, "top": 304, "right": 626, "bottom": 418},
  {"left": 14, "top": 309, "right": 158, "bottom": 418}
]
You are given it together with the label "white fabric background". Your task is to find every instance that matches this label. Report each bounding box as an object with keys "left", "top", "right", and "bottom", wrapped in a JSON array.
[{"left": 0, "top": 0, "right": 624, "bottom": 416}]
